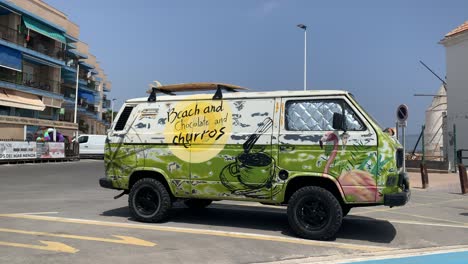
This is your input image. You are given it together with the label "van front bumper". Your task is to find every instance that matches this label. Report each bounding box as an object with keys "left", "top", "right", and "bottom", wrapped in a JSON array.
[
  {"left": 99, "top": 177, "right": 116, "bottom": 190},
  {"left": 384, "top": 172, "right": 410, "bottom": 207}
]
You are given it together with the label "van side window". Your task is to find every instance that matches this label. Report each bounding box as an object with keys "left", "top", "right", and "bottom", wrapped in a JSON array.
[
  {"left": 285, "top": 100, "right": 365, "bottom": 131},
  {"left": 78, "top": 136, "right": 88, "bottom": 143},
  {"left": 114, "top": 106, "right": 134, "bottom": 131}
]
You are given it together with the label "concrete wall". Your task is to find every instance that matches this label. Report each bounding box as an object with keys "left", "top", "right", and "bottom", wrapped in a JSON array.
[
  {"left": 76, "top": 41, "right": 89, "bottom": 55},
  {"left": 443, "top": 32, "right": 468, "bottom": 169},
  {"left": 0, "top": 123, "right": 23, "bottom": 140},
  {"left": 9, "top": 0, "right": 80, "bottom": 38}
]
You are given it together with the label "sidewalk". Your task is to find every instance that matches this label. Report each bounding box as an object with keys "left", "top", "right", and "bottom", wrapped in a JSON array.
[{"left": 408, "top": 171, "right": 464, "bottom": 194}]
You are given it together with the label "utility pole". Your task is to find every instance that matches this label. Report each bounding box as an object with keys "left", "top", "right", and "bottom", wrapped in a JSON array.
[{"left": 297, "top": 24, "right": 307, "bottom": 91}]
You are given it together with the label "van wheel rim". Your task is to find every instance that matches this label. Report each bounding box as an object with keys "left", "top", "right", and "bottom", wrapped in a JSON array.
[
  {"left": 135, "top": 187, "right": 160, "bottom": 216},
  {"left": 297, "top": 198, "right": 329, "bottom": 231}
]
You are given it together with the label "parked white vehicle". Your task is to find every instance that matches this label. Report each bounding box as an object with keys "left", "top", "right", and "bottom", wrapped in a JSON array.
[{"left": 76, "top": 134, "right": 106, "bottom": 158}]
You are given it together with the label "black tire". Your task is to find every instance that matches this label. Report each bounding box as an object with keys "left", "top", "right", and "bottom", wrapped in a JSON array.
[
  {"left": 128, "top": 178, "right": 172, "bottom": 223},
  {"left": 342, "top": 205, "right": 351, "bottom": 217},
  {"left": 287, "top": 186, "right": 343, "bottom": 240},
  {"left": 184, "top": 199, "right": 212, "bottom": 209}
]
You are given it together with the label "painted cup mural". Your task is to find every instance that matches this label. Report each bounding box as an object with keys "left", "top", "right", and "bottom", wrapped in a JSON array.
[{"left": 220, "top": 118, "right": 280, "bottom": 198}]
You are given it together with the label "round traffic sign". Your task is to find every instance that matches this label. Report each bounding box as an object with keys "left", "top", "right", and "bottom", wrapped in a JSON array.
[{"left": 396, "top": 104, "right": 409, "bottom": 122}]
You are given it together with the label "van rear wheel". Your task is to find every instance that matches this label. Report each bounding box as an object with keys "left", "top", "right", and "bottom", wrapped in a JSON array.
[
  {"left": 129, "top": 178, "right": 171, "bottom": 223},
  {"left": 287, "top": 186, "right": 343, "bottom": 240}
]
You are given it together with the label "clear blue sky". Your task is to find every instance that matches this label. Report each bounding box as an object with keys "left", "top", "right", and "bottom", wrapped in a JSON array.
[{"left": 44, "top": 0, "right": 467, "bottom": 134}]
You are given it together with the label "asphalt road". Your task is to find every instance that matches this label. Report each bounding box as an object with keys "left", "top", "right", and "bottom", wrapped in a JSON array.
[{"left": 0, "top": 160, "right": 467, "bottom": 264}]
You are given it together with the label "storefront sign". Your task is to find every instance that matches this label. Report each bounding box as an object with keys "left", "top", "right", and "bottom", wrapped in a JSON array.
[{"left": 0, "top": 142, "right": 37, "bottom": 160}]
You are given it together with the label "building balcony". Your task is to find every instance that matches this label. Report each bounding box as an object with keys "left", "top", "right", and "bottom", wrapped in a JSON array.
[
  {"left": 0, "top": 114, "right": 78, "bottom": 130},
  {"left": 0, "top": 67, "right": 61, "bottom": 95},
  {"left": 102, "top": 99, "right": 111, "bottom": 109},
  {"left": 0, "top": 24, "right": 65, "bottom": 61}
]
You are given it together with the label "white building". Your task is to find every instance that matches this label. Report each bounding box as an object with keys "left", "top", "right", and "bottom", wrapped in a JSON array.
[
  {"left": 440, "top": 21, "right": 468, "bottom": 168},
  {"left": 424, "top": 85, "right": 446, "bottom": 160}
]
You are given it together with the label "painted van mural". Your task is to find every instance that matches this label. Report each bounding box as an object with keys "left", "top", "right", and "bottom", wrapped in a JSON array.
[{"left": 101, "top": 83, "right": 410, "bottom": 240}]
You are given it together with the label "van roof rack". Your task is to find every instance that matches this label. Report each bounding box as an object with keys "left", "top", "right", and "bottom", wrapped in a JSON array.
[{"left": 147, "top": 82, "right": 248, "bottom": 102}]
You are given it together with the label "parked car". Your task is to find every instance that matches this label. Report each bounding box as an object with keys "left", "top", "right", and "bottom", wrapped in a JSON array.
[
  {"left": 76, "top": 134, "right": 106, "bottom": 159},
  {"left": 100, "top": 83, "right": 410, "bottom": 240}
]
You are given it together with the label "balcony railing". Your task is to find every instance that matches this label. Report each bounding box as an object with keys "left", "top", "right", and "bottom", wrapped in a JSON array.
[
  {"left": 60, "top": 86, "right": 76, "bottom": 99},
  {"left": 102, "top": 99, "right": 111, "bottom": 109},
  {"left": 0, "top": 24, "right": 24, "bottom": 46},
  {"left": 22, "top": 72, "right": 60, "bottom": 93},
  {"left": 0, "top": 68, "right": 21, "bottom": 84},
  {"left": 0, "top": 68, "right": 60, "bottom": 93},
  {"left": 0, "top": 24, "right": 64, "bottom": 61}
]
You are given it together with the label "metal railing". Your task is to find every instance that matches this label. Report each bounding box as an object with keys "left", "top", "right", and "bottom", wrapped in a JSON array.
[
  {"left": 0, "top": 69, "right": 61, "bottom": 93},
  {"left": 0, "top": 68, "right": 21, "bottom": 84},
  {"left": 456, "top": 149, "right": 468, "bottom": 165},
  {"left": 60, "top": 86, "right": 76, "bottom": 99},
  {"left": 22, "top": 72, "right": 60, "bottom": 93},
  {"left": 0, "top": 24, "right": 24, "bottom": 46},
  {"left": 0, "top": 23, "right": 65, "bottom": 60},
  {"left": 102, "top": 99, "right": 111, "bottom": 109}
]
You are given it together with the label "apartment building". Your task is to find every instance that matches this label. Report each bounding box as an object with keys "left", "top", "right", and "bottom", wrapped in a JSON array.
[{"left": 0, "top": 0, "right": 111, "bottom": 140}]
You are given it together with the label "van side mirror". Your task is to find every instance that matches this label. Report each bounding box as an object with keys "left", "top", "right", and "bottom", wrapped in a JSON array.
[{"left": 332, "top": 112, "right": 345, "bottom": 131}]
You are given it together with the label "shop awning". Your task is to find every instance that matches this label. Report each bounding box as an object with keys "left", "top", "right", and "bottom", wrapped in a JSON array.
[
  {"left": 65, "top": 33, "right": 78, "bottom": 43},
  {"left": 23, "top": 53, "right": 61, "bottom": 68},
  {"left": 23, "top": 16, "right": 66, "bottom": 43},
  {"left": 78, "top": 61, "right": 94, "bottom": 69},
  {"left": 0, "top": 88, "right": 46, "bottom": 111},
  {"left": 78, "top": 90, "right": 95, "bottom": 104},
  {"left": 0, "top": 44, "right": 22, "bottom": 71},
  {"left": 66, "top": 49, "right": 88, "bottom": 59}
]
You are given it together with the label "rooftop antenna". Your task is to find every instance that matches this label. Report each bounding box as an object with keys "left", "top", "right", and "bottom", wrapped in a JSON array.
[{"left": 419, "top": 60, "right": 447, "bottom": 91}]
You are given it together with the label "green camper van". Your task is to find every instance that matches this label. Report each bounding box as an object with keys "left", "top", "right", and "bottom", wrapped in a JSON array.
[{"left": 100, "top": 83, "right": 410, "bottom": 240}]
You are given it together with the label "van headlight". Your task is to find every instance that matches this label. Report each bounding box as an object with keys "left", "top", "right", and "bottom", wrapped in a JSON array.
[{"left": 396, "top": 148, "right": 404, "bottom": 169}]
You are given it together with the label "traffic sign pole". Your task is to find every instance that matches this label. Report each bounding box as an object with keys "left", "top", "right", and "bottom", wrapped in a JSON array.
[
  {"left": 396, "top": 104, "right": 409, "bottom": 173},
  {"left": 401, "top": 121, "right": 406, "bottom": 172}
]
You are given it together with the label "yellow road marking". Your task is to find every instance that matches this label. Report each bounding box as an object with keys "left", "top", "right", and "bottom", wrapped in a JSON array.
[
  {"left": 0, "top": 240, "right": 78, "bottom": 253},
  {"left": 0, "top": 214, "right": 394, "bottom": 252},
  {"left": 0, "top": 228, "right": 156, "bottom": 247}
]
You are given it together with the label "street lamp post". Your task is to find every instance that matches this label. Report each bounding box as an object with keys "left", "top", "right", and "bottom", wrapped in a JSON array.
[
  {"left": 111, "top": 98, "right": 116, "bottom": 125},
  {"left": 297, "top": 24, "right": 307, "bottom": 91},
  {"left": 74, "top": 62, "right": 80, "bottom": 138}
]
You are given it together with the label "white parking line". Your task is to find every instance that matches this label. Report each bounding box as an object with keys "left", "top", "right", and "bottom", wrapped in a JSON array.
[{"left": 349, "top": 216, "right": 468, "bottom": 229}]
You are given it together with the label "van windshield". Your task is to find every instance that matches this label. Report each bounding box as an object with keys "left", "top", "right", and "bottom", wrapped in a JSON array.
[{"left": 348, "top": 94, "right": 384, "bottom": 131}]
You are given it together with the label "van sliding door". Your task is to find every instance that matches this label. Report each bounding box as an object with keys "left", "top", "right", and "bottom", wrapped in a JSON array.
[{"left": 189, "top": 98, "right": 275, "bottom": 201}]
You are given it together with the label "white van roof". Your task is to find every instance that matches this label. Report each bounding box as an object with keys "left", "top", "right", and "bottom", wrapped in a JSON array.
[{"left": 126, "top": 89, "right": 350, "bottom": 104}]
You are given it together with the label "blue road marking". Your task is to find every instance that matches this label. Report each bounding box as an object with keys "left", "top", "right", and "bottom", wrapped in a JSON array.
[{"left": 351, "top": 251, "right": 468, "bottom": 264}]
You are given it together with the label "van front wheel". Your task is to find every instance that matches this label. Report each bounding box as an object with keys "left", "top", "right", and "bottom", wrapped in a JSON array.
[
  {"left": 287, "top": 186, "right": 343, "bottom": 240},
  {"left": 129, "top": 178, "right": 171, "bottom": 223}
]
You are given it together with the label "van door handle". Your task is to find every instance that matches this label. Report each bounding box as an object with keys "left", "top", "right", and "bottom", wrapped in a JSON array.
[{"left": 84, "top": 146, "right": 89, "bottom": 148}]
